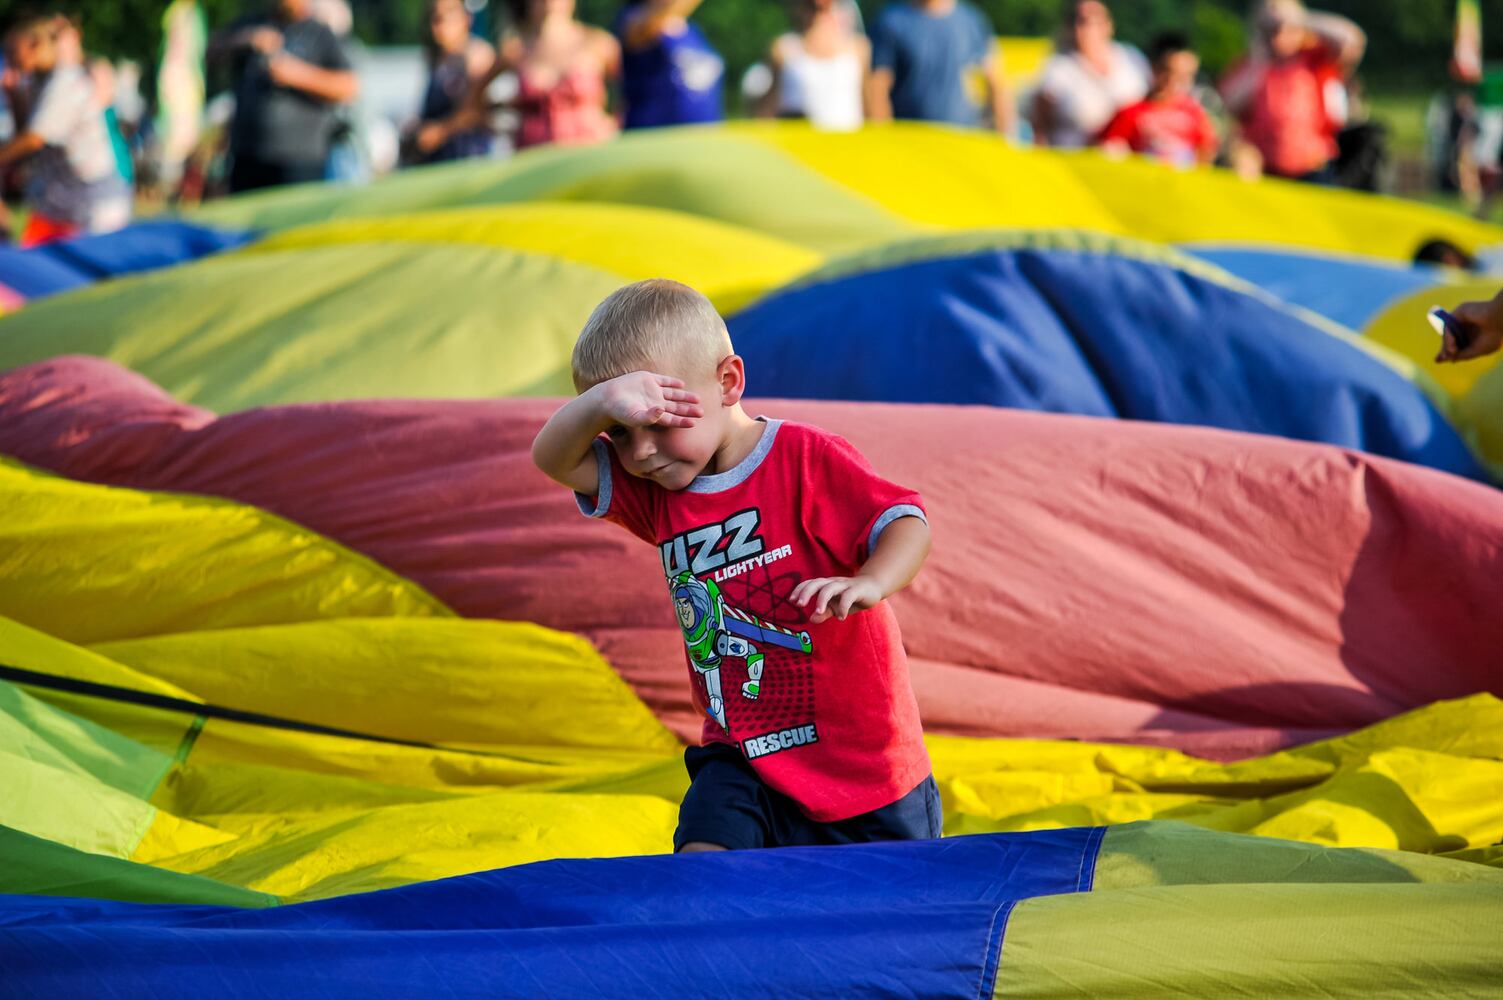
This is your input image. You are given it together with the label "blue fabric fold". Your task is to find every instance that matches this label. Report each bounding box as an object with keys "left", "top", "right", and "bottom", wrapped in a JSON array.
[
  {"left": 729, "top": 248, "right": 1488, "bottom": 481},
  {"left": 0, "top": 221, "right": 254, "bottom": 299},
  {"left": 0, "top": 827, "right": 1103, "bottom": 999}
]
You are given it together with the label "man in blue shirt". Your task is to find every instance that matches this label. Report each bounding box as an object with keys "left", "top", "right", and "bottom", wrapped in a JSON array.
[
  {"left": 617, "top": 0, "right": 724, "bottom": 129},
  {"left": 868, "top": 0, "right": 1012, "bottom": 132}
]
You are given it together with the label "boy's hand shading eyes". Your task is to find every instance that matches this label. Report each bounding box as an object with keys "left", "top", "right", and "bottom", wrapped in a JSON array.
[
  {"left": 596, "top": 371, "right": 704, "bottom": 429},
  {"left": 790, "top": 575, "right": 884, "bottom": 624}
]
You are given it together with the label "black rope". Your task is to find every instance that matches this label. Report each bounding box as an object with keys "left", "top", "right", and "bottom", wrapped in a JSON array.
[{"left": 0, "top": 661, "right": 520, "bottom": 758}]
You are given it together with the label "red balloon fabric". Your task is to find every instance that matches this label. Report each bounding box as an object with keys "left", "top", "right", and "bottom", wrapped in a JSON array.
[{"left": 3, "top": 356, "right": 1501, "bottom": 758}]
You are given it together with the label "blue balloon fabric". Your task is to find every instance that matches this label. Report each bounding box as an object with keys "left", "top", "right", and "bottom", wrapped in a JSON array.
[
  {"left": 729, "top": 246, "right": 1489, "bottom": 481},
  {"left": 0, "top": 221, "right": 254, "bottom": 300},
  {"left": 1185, "top": 246, "right": 1441, "bottom": 331},
  {"left": 0, "top": 827, "right": 1103, "bottom": 999}
]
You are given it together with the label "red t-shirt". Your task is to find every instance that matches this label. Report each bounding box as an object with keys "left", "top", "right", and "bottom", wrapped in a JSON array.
[
  {"left": 1099, "top": 94, "right": 1217, "bottom": 167},
  {"left": 577, "top": 418, "right": 931, "bottom": 822},
  {"left": 1222, "top": 45, "right": 1345, "bottom": 177}
]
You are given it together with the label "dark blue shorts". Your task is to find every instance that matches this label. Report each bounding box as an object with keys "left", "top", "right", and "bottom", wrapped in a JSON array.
[{"left": 672, "top": 742, "right": 943, "bottom": 851}]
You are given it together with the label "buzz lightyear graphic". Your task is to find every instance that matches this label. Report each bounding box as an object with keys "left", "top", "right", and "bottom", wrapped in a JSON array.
[{"left": 670, "top": 571, "right": 813, "bottom": 731}]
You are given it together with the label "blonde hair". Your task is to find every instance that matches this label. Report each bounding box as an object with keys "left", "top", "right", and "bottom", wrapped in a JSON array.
[{"left": 572, "top": 279, "right": 733, "bottom": 389}]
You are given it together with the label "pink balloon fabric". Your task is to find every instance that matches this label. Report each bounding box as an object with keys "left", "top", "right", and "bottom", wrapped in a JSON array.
[{"left": 4, "top": 356, "right": 1501, "bottom": 759}]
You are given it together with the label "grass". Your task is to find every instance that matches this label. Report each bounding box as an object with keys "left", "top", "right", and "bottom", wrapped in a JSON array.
[{"left": 1365, "top": 88, "right": 1503, "bottom": 223}]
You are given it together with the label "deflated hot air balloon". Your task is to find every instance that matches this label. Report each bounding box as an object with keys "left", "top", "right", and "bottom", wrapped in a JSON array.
[{"left": 2, "top": 123, "right": 1501, "bottom": 998}]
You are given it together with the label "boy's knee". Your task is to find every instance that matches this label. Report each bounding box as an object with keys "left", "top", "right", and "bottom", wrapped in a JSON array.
[{"left": 676, "top": 841, "right": 730, "bottom": 853}]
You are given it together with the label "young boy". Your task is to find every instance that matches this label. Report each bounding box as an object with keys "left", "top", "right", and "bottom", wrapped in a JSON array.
[
  {"left": 533, "top": 279, "right": 940, "bottom": 852},
  {"left": 1099, "top": 31, "right": 1218, "bottom": 168}
]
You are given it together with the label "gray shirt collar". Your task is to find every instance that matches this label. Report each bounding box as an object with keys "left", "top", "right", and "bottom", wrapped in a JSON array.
[{"left": 684, "top": 418, "right": 782, "bottom": 494}]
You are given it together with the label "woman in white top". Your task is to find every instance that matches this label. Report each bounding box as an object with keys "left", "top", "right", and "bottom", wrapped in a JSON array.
[
  {"left": 758, "top": 0, "right": 867, "bottom": 132},
  {"left": 1031, "top": 0, "right": 1149, "bottom": 148}
]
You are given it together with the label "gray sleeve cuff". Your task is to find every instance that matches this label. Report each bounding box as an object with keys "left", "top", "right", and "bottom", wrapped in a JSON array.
[
  {"left": 868, "top": 503, "right": 927, "bottom": 553},
  {"left": 574, "top": 439, "right": 614, "bottom": 519}
]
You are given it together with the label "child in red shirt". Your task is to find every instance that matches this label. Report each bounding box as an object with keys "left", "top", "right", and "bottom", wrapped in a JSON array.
[
  {"left": 1099, "top": 31, "right": 1218, "bottom": 168},
  {"left": 532, "top": 278, "right": 939, "bottom": 851}
]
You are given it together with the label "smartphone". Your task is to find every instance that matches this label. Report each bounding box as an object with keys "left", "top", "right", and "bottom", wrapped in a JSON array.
[{"left": 1428, "top": 306, "right": 1474, "bottom": 352}]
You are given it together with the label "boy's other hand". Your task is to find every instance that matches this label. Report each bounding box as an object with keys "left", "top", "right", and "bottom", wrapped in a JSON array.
[
  {"left": 596, "top": 371, "right": 703, "bottom": 428},
  {"left": 790, "top": 575, "right": 883, "bottom": 624}
]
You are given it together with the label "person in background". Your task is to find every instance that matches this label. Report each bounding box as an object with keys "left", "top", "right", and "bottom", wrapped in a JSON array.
[
  {"left": 1099, "top": 31, "right": 1218, "bottom": 167},
  {"left": 451, "top": 0, "right": 618, "bottom": 152},
  {"left": 52, "top": 14, "right": 133, "bottom": 190},
  {"left": 1219, "top": 0, "right": 1364, "bottom": 183},
  {"left": 0, "top": 13, "right": 129, "bottom": 245},
  {"left": 505, "top": 0, "right": 618, "bottom": 150},
  {"left": 758, "top": 0, "right": 867, "bottom": 132},
  {"left": 307, "top": 0, "right": 367, "bottom": 181},
  {"left": 867, "top": 0, "right": 1012, "bottom": 134},
  {"left": 617, "top": 0, "right": 723, "bottom": 129},
  {"left": 1031, "top": 0, "right": 1148, "bottom": 148},
  {"left": 411, "top": 0, "right": 495, "bottom": 161},
  {"left": 156, "top": 0, "right": 208, "bottom": 200},
  {"left": 209, "top": 0, "right": 358, "bottom": 193},
  {"left": 1413, "top": 238, "right": 1477, "bottom": 272}
]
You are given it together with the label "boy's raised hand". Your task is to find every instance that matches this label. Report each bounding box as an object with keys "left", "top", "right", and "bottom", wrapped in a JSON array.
[
  {"left": 791, "top": 575, "right": 884, "bottom": 624},
  {"left": 596, "top": 371, "right": 703, "bottom": 428},
  {"left": 532, "top": 371, "right": 701, "bottom": 496}
]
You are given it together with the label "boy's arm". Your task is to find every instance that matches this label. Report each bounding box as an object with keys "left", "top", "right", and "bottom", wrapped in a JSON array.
[
  {"left": 791, "top": 515, "right": 930, "bottom": 624},
  {"left": 530, "top": 372, "right": 702, "bottom": 496}
]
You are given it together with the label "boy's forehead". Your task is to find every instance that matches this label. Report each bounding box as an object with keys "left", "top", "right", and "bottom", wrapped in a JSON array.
[{"left": 576, "top": 353, "right": 719, "bottom": 392}]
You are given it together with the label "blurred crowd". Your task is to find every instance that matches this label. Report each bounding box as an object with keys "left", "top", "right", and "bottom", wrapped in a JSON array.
[
  {"left": 0, "top": 0, "right": 1421, "bottom": 245},
  {"left": 392, "top": 0, "right": 1374, "bottom": 184},
  {"left": 0, "top": 12, "right": 137, "bottom": 245}
]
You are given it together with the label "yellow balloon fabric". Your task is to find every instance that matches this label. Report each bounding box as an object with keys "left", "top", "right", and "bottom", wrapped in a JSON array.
[
  {"left": 932, "top": 694, "right": 1503, "bottom": 856},
  {"left": 1002, "top": 880, "right": 1503, "bottom": 999},
  {"left": 189, "top": 124, "right": 1503, "bottom": 261},
  {"left": 0, "top": 203, "right": 819, "bottom": 412},
  {"left": 0, "top": 243, "right": 627, "bottom": 410},
  {"left": 2, "top": 613, "right": 686, "bottom": 900},
  {"left": 248, "top": 202, "right": 823, "bottom": 315},
  {"left": 193, "top": 127, "right": 914, "bottom": 254},
  {"left": 1094, "top": 820, "right": 1503, "bottom": 889},
  {"left": 7, "top": 590, "right": 1500, "bottom": 903},
  {"left": 1006, "top": 822, "right": 1503, "bottom": 998},
  {"left": 1459, "top": 372, "right": 1503, "bottom": 469},
  {"left": 749, "top": 122, "right": 1127, "bottom": 237},
  {"left": 89, "top": 618, "right": 680, "bottom": 759},
  {"left": 749, "top": 121, "right": 1503, "bottom": 259},
  {"left": 0, "top": 458, "right": 448, "bottom": 643}
]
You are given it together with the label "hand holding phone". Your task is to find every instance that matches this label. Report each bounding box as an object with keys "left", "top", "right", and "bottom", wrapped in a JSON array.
[
  {"left": 1429, "top": 305, "right": 1480, "bottom": 363},
  {"left": 1430, "top": 291, "right": 1503, "bottom": 364},
  {"left": 1429, "top": 306, "right": 1473, "bottom": 351}
]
